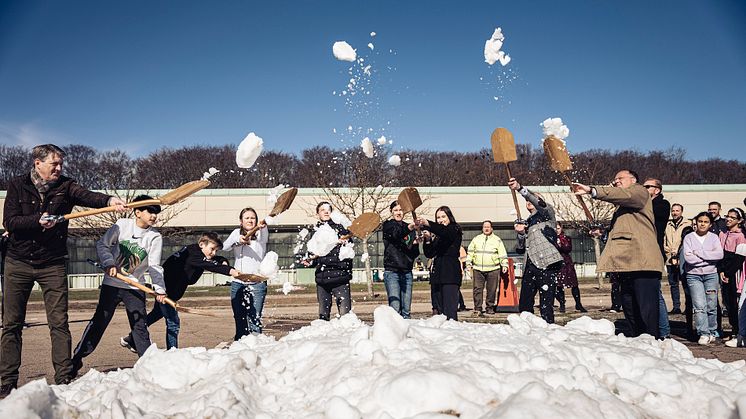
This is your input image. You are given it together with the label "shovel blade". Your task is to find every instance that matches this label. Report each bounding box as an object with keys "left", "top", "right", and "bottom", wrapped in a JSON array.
[
  {"left": 543, "top": 135, "right": 573, "bottom": 172},
  {"left": 490, "top": 127, "right": 517, "bottom": 163},
  {"left": 269, "top": 187, "right": 298, "bottom": 217},
  {"left": 235, "top": 273, "right": 269, "bottom": 282},
  {"left": 158, "top": 180, "right": 211, "bottom": 205},
  {"left": 348, "top": 212, "right": 382, "bottom": 239},
  {"left": 397, "top": 187, "right": 422, "bottom": 214}
]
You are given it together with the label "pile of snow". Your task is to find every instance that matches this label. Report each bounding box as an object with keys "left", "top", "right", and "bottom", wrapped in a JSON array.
[
  {"left": 200, "top": 167, "right": 219, "bottom": 181},
  {"left": 236, "top": 133, "right": 263, "bottom": 168},
  {"left": 332, "top": 41, "right": 356, "bottom": 62},
  {"left": 306, "top": 223, "right": 339, "bottom": 257},
  {"left": 258, "top": 251, "right": 278, "bottom": 279},
  {"left": 484, "top": 27, "right": 511, "bottom": 66},
  {"left": 360, "top": 137, "right": 374, "bottom": 158},
  {"left": 541, "top": 117, "right": 570, "bottom": 140},
  {"left": 387, "top": 155, "right": 401, "bottom": 167},
  {"left": 4, "top": 309, "right": 746, "bottom": 418}
]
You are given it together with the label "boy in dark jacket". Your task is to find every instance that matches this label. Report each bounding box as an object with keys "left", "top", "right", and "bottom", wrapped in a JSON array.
[
  {"left": 121, "top": 232, "right": 240, "bottom": 351},
  {"left": 382, "top": 201, "right": 420, "bottom": 319}
]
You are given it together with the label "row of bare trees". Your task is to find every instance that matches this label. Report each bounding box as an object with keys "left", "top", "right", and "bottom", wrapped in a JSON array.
[{"left": 2, "top": 143, "right": 745, "bottom": 191}]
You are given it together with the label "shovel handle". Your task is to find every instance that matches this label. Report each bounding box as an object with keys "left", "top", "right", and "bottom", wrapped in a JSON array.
[
  {"left": 241, "top": 220, "right": 266, "bottom": 241},
  {"left": 411, "top": 210, "right": 424, "bottom": 241},
  {"left": 559, "top": 172, "right": 594, "bottom": 222},
  {"left": 112, "top": 272, "right": 178, "bottom": 309},
  {"left": 63, "top": 199, "right": 162, "bottom": 221},
  {"left": 505, "top": 163, "right": 522, "bottom": 219}
]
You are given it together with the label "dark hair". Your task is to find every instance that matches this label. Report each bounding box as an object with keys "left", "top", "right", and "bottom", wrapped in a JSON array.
[
  {"left": 728, "top": 208, "right": 745, "bottom": 221},
  {"left": 32, "top": 144, "right": 65, "bottom": 161},
  {"left": 435, "top": 206, "right": 457, "bottom": 225},
  {"left": 132, "top": 195, "right": 161, "bottom": 214},
  {"left": 695, "top": 211, "right": 713, "bottom": 223},
  {"left": 708, "top": 201, "right": 721, "bottom": 208},
  {"left": 239, "top": 207, "right": 258, "bottom": 236},
  {"left": 198, "top": 231, "right": 223, "bottom": 249},
  {"left": 644, "top": 177, "right": 662, "bottom": 189},
  {"left": 482, "top": 220, "right": 493, "bottom": 228},
  {"left": 671, "top": 203, "right": 683, "bottom": 211},
  {"left": 390, "top": 201, "right": 398, "bottom": 211},
  {"left": 316, "top": 201, "right": 332, "bottom": 214}
]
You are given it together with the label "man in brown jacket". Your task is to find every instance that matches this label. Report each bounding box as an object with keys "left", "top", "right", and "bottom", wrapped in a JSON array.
[
  {"left": 0, "top": 144, "right": 125, "bottom": 398},
  {"left": 574, "top": 170, "right": 664, "bottom": 338}
]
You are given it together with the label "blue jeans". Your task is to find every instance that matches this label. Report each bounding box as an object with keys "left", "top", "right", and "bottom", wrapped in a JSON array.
[
  {"left": 384, "top": 271, "right": 413, "bottom": 319},
  {"left": 658, "top": 289, "right": 670, "bottom": 338},
  {"left": 667, "top": 265, "right": 683, "bottom": 310},
  {"left": 687, "top": 273, "right": 719, "bottom": 337},
  {"left": 146, "top": 301, "right": 180, "bottom": 349},
  {"left": 231, "top": 281, "right": 267, "bottom": 339}
]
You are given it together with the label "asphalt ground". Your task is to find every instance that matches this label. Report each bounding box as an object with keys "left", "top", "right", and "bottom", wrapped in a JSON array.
[{"left": 6, "top": 278, "right": 746, "bottom": 387}]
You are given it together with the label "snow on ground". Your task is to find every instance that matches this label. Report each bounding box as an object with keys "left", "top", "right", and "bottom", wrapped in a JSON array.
[{"left": 3, "top": 309, "right": 746, "bottom": 418}]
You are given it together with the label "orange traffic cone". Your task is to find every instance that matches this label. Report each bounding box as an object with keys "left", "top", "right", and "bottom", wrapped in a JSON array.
[{"left": 495, "top": 258, "right": 519, "bottom": 313}]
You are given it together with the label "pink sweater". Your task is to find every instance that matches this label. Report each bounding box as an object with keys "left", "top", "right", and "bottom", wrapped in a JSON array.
[{"left": 682, "top": 232, "right": 724, "bottom": 275}]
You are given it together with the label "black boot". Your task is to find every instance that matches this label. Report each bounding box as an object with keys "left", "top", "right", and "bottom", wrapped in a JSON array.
[
  {"left": 0, "top": 382, "right": 17, "bottom": 400},
  {"left": 557, "top": 288, "right": 566, "bottom": 313},
  {"left": 572, "top": 287, "right": 587, "bottom": 312}
]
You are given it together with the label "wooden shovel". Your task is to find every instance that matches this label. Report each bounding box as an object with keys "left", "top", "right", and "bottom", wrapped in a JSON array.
[
  {"left": 43, "top": 180, "right": 211, "bottom": 223},
  {"left": 341, "top": 212, "right": 382, "bottom": 240},
  {"left": 235, "top": 273, "right": 269, "bottom": 283},
  {"left": 242, "top": 187, "right": 298, "bottom": 240},
  {"left": 490, "top": 127, "right": 522, "bottom": 220},
  {"left": 397, "top": 187, "right": 424, "bottom": 239},
  {"left": 543, "top": 136, "right": 594, "bottom": 221},
  {"left": 87, "top": 259, "right": 218, "bottom": 317}
]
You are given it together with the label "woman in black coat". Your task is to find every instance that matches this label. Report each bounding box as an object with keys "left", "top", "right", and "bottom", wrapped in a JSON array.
[{"left": 417, "top": 206, "right": 463, "bottom": 320}]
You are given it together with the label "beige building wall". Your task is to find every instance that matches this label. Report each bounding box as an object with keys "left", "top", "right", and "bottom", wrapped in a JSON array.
[{"left": 1, "top": 185, "right": 745, "bottom": 228}]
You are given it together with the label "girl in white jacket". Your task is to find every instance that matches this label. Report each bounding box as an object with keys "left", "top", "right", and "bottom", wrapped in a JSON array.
[{"left": 223, "top": 207, "right": 269, "bottom": 339}]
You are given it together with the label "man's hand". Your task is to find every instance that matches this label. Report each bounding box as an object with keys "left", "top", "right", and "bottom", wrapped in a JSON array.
[
  {"left": 507, "top": 178, "right": 521, "bottom": 191},
  {"left": 156, "top": 294, "right": 167, "bottom": 304},
  {"left": 108, "top": 197, "right": 127, "bottom": 212},
  {"left": 514, "top": 223, "right": 526, "bottom": 233},
  {"left": 105, "top": 265, "right": 118, "bottom": 277},
  {"left": 501, "top": 265, "right": 508, "bottom": 274},
  {"left": 229, "top": 268, "right": 241, "bottom": 277},
  {"left": 572, "top": 182, "right": 592, "bottom": 196},
  {"left": 416, "top": 218, "right": 429, "bottom": 228},
  {"left": 721, "top": 272, "right": 729, "bottom": 283},
  {"left": 39, "top": 212, "right": 57, "bottom": 229}
]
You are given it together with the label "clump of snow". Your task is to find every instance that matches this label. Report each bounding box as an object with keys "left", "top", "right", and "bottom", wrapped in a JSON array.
[
  {"left": 331, "top": 210, "right": 352, "bottom": 228},
  {"left": 333, "top": 41, "right": 357, "bottom": 62},
  {"left": 5, "top": 311, "right": 746, "bottom": 418},
  {"left": 307, "top": 224, "right": 339, "bottom": 257},
  {"left": 298, "top": 228, "right": 309, "bottom": 240},
  {"left": 236, "top": 132, "right": 263, "bottom": 168},
  {"left": 541, "top": 117, "right": 570, "bottom": 140},
  {"left": 259, "top": 251, "right": 279, "bottom": 279},
  {"left": 338, "top": 243, "right": 355, "bottom": 261},
  {"left": 200, "top": 167, "right": 219, "bottom": 181},
  {"left": 387, "top": 155, "right": 401, "bottom": 167},
  {"left": 361, "top": 252, "right": 369, "bottom": 262},
  {"left": 281, "top": 281, "right": 294, "bottom": 295},
  {"left": 370, "top": 31, "right": 376, "bottom": 37},
  {"left": 376, "top": 135, "right": 387, "bottom": 145},
  {"left": 264, "top": 215, "right": 276, "bottom": 225},
  {"left": 367, "top": 43, "right": 374, "bottom": 50},
  {"left": 267, "top": 184, "right": 287, "bottom": 205},
  {"left": 361, "top": 137, "right": 374, "bottom": 158},
  {"left": 484, "top": 27, "right": 511, "bottom": 66}
]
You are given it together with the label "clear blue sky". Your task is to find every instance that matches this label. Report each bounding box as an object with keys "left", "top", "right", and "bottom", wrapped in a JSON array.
[{"left": 1, "top": 0, "right": 744, "bottom": 160}]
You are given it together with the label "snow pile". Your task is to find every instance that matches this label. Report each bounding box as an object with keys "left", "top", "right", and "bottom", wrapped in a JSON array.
[
  {"left": 331, "top": 210, "right": 352, "bottom": 228},
  {"left": 258, "top": 251, "right": 278, "bottom": 279},
  {"left": 541, "top": 117, "right": 570, "bottom": 140},
  {"left": 4, "top": 310, "right": 746, "bottom": 418},
  {"left": 235, "top": 133, "right": 263, "bottom": 168},
  {"left": 306, "top": 223, "right": 339, "bottom": 257},
  {"left": 360, "top": 137, "right": 374, "bottom": 158},
  {"left": 333, "top": 41, "right": 356, "bottom": 62},
  {"left": 200, "top": 167, "right": 219, "bottom": 181},
  {"left": 338, "top": 243, "right": 355, "bottom": 261},
  {"left": 387, "top": 155, "right": 401, "bottom": 167},
  {"left": 484, "top": 27, "right": 511, "bottom": 66}
]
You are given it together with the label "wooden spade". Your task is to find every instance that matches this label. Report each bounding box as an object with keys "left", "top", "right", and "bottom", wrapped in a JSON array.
[
  {"left": 397, "top": 187, "right": 425, "bottom": 239},
  {"left": 341, "top": 212, "right": 382, "bottom": 240},
  {"left": 235, "top": 273, "right": 269, "bottom": 283},
  {"left": 86, "top": 259, "right": 217, "bottom": 317},
  {"left": 543, "top": 136, "right": 594, "bottom": 221},
  {"left": 242, "top": 187, "right": 298, "bottom": 240},
  {"left": 490, "top": 127, "right": 522, "bottom": 220},
  {"left": 44, "top": 180, "right": 211, "bottom": 223}
]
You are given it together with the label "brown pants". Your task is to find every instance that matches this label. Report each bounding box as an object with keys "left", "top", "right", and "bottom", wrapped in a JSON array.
[
  {"left": 0, "top": 258, "right": 70, "bottom": 385},
  {"left": 473, "top": 269, "right": 499, "bottom": 313}
]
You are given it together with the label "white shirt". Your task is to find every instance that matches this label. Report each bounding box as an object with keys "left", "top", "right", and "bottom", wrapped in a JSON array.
[{"left": 223, "top": 226, "right": 268, "bottom": 284}]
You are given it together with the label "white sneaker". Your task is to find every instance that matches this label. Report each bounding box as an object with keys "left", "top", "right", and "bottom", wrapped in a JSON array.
[
  {"left": 725, "top": 338, "right": 738, "bottom": 348},
  {"left": 120, "top": 336, "right": 137, "bottom": 354},
  {"left": 698, "top": 335, "right": 713, "bottom": 345}
]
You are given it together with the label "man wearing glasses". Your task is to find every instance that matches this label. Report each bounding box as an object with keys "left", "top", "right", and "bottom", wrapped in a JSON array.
[{"left": 573, "top": 170, "right": 664, "bottom": 339}]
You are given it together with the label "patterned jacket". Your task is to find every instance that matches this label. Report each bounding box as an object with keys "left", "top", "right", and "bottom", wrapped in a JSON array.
[{"left": 514, "top": 188, "right": 563, "bottom": 269}]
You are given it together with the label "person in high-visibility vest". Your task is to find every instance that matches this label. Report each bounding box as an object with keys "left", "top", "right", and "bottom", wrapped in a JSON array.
[{"left": 467, "top": 221, "right": 508, "bottom": 316}]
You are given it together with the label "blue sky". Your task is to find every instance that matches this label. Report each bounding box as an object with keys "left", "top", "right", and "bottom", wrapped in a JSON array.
[{"left": 0, "top": 0, "right": 744, "bottom": 160}]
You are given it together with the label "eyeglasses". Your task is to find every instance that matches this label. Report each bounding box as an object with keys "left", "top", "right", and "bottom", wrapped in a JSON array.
[
  {"left": 726, "top": 216, "right": 740, "bottom": 220},
  {"left": 643, "top": 185, "right": 656, "bottom": 189}
]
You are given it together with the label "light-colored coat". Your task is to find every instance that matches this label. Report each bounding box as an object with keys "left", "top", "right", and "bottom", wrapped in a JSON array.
[
  {"left": 664, "top": 218, "right": 692, "bottom": 265},
  {"left": 595, "top": 183, "right": 664, "bottom": 273}
]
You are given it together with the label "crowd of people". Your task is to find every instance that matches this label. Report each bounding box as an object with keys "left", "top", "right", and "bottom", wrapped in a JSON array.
[{"left": 1, "top": 144, "right": 745, "bottom": 399}]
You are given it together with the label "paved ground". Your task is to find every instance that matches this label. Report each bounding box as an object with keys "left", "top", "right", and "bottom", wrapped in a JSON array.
[{"left": 8, "top": 279, "right": 746, "bottom": 387}]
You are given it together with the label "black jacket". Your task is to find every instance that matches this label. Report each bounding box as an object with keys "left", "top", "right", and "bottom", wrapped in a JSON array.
[
  {"left": 651, "top": 194, "right": 670, "bottom": 256},
  {"left": 310, "top": 220, "right": 353, "bottom": 287},
  {"left": 382, "top": 219, "right": 419, "bottom": 272},
  {"left": 423, "top": 222, "right": 463, "bottom": 285},
  {"left": 163, "top": 244, "right": 233, "bottom": 300},
  {"left": 3, "top": 174, "right": 111, "bottom": 266}
]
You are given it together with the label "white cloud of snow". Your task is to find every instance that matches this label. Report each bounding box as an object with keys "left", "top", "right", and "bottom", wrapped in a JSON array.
[
  {"left": 235, "top": 133, "right": 263, "bottom": 168},
  {"left": 361, "top": 137, "right": 374, "bottom": 158},
  {"left": 484, "top": 27, "right": 511, "bottom": 66},
  {"left": 333, "top": 41, "right": 357, "bottom": 62}
]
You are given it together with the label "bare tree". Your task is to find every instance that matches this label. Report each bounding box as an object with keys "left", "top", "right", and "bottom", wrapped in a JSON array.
[{"left": 0, "top": 145, "right": 29, "bottom": 189}]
